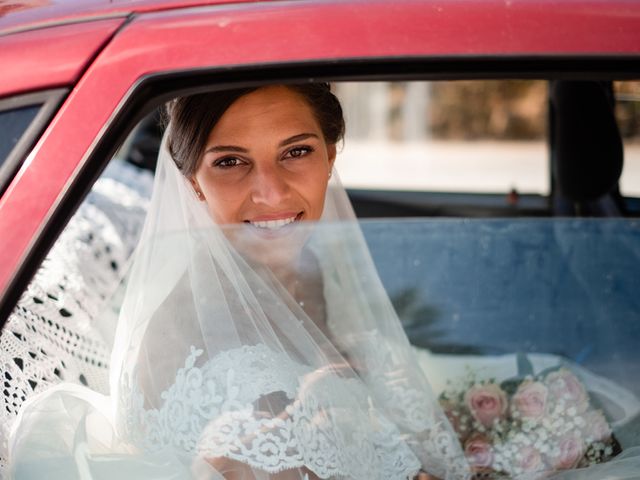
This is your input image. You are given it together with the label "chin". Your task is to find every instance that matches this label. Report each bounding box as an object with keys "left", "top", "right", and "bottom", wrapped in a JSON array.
[{"left": 221, "top": 220, "right": 315, "bottom": 271}]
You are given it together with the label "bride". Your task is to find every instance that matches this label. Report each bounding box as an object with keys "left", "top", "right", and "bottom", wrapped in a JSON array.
[
  {"left": 8, "top": 83, "right": 640, "bottom": 480},
  {"left": 7, "top": 84, "right": 468, "bottom": 479}
]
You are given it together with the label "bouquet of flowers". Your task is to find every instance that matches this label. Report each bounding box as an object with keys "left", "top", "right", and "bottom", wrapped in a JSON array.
[{"left": 439, "top": 355, "right": 619, "bottom": 478}]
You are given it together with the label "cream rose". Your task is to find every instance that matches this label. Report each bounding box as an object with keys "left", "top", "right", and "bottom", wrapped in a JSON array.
[
  {"left": 546, "top": 369, "right": 588, "bottom": 412},
  {"left": 464, "top": 383, "right": 508, "bottom": 427},
  {"left": 518, "top": 445, "right": 545, "bottom": 473},
  {"left": 513, "top": 381, "right": 548, "bottom": 420},
  {"left": 552, "top": 434, "right": 584, "bottom": 470}
]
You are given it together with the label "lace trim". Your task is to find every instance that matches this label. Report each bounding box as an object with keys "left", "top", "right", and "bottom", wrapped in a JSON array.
[{"left": 120, "top": 344, "right": 421, "bottom": 479}]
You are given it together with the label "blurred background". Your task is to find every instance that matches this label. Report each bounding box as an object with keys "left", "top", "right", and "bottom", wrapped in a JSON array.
[{"left": 334, "top": 81, "right": 640, "bottom": 197}]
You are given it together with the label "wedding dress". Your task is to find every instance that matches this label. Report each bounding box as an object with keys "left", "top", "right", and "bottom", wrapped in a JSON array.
[{"left": 7, "top": 130, "right": 469, "bottom": 479}]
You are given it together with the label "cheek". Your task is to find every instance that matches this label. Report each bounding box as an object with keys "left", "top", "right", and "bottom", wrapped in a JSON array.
[
  {"left": 304, "top": 177, "right": 329, "bottom": 219},
  {"left": 201, "top": 183, "right": 245, "bottom": 224}
]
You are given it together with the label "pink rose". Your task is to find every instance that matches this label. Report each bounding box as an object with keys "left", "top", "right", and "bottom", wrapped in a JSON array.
[
  {"left": 464, "top": 433, "right": 494, "bottom": 469},
  {"left": 464, "top": 383, "right": 508, "bottom": 427},
  {"left": 546, "top": 369, "right": 588, "bottom": 412},
  {"left": 513, "top": 381, "right": 548, "bottom": 420},
  {"left": 518, "top": 445, "right": 544, "bottom": 472},
  {"left": 552, "top": 434, "right": 584, "bottom": 470},
  {"left": 583, "top": 410, "right": 611, "bottom": 442}
]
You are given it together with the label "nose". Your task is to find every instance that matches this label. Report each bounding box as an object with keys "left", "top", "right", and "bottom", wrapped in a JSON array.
[{"left": 249, "top": 163, "right": 291, "bottom": 206}]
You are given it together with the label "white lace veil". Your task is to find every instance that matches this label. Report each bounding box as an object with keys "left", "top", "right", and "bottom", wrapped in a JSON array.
[{"left": 105, "top": 124, "right": 469, "bottom": 479}]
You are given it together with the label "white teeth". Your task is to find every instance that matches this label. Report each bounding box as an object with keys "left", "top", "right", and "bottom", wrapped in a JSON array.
[{"left": 250, "top": 216, "right": 297, "bottom": 230}]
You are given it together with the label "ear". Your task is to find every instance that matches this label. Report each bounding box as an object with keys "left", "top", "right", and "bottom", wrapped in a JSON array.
[
  {"left": 190, "top": 176, "right": 205, "bottom": 201},
  {"left": 327, "top": 143, "right": 337, "bottom": 172}
]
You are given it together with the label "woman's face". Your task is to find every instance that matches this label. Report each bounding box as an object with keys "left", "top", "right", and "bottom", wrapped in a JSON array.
[{"left": 191, "top": 86, "right": 336, "bottom": 229}]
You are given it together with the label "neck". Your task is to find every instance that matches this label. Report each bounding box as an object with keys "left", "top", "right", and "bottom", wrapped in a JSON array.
[
  {"left": 272, "top": 263, "right": 301, "bottom": 298},
  {"left": 269, "top": 246, "right": 315, "bottom": 300}
]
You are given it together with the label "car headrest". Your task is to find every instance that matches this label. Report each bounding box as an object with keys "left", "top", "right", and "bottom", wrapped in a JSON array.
[
  {"left": 124, "top": 111, "right": 163, "bottom": 173},
  {"left": 551, "top": 81, "right": 623, "bottom": 202}
]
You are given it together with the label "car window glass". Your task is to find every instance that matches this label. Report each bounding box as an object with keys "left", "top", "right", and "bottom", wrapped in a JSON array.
[
  {"left": 366, "top": 218, "right": 640, "bottom": 460},
  {"left": 0, "top": 104, "right": 41, "bottom": 168}
]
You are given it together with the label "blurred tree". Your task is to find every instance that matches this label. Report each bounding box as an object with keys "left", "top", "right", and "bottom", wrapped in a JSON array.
[
  {"left": 614, "top": 81, "right": 640, "bottom": 142},
  {"left": 429, "top": 80, "right": 547, "bottom": 140}
]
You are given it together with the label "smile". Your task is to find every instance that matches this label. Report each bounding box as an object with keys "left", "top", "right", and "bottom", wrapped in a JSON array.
[{"left": 247, "top": 212, "right": 302, "bottom": 230}]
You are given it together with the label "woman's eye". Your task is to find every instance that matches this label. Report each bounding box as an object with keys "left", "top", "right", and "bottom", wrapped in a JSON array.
[
  {"left": 214, "top": 157, "right": 242, "bottom": 168},
  {"left": 285, "top": 146, "right": 313, "bottom": 159}
]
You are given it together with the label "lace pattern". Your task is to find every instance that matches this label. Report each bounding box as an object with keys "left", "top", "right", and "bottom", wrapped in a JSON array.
[
  {"left": 120, "top": 344, "right": 422, "bottom": 479},
  {"left": 321, "top": 255, "right": 469, "bottom": 479},
  {"left": 340, "top": 331, "right": 469, "bottom": 479},
  {"left": 0, "top": 160, "right": 152, "bottom": 470}
]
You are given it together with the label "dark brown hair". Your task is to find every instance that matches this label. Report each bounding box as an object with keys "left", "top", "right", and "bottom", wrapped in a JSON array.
[{"left": 165, "top": 83, "right": 345, "bottom": 177}]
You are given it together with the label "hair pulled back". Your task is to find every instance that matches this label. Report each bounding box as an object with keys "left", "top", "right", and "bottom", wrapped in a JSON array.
[{"left": 165, "top": 83, "right": 345, "bottom": 177}]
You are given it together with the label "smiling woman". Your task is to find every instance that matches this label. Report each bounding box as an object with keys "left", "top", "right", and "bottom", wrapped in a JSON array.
[
  {"left": 7, "top": 84, "right": 468, "bottom": 480},
  {"left": 6, "top": 80, "right": 640, "bottom": 480},
  {"left": 169, "top": 84, "right": 341, "bottom": 275}
]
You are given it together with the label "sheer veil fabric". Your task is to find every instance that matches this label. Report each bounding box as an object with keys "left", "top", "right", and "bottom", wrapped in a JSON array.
[{"left": 9, "top": 129, "right": 469, "bottom": 479}]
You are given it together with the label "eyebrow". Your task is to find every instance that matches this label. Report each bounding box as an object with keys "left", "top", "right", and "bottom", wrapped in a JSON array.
[
  {"left": 278, "top": 133, "right": 319, "bottom": 147},
  {"left": 204, "top": 133, "right": 319, "bottom": 155},
  {"left": 204, "top": 145, "right": 248, "bottom": 154}
]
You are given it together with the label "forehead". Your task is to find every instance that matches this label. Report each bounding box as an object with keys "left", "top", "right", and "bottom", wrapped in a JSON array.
[{"left": 207, "top": 86, "right": 321, "bottom": 142}]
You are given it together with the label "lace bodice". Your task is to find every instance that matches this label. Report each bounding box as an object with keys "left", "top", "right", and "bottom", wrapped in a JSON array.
[{"left": 120, "top": 344, "right": 422, "bottom": 479}]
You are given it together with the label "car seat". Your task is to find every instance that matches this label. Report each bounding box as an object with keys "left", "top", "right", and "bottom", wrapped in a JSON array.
[{"left": 550, "top": 80, "right": 625, "bottom": 216}]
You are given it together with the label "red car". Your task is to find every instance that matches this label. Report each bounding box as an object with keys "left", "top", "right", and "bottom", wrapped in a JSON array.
[{"left": 1, "top": 0, "right": 640, "bottom": 477}]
